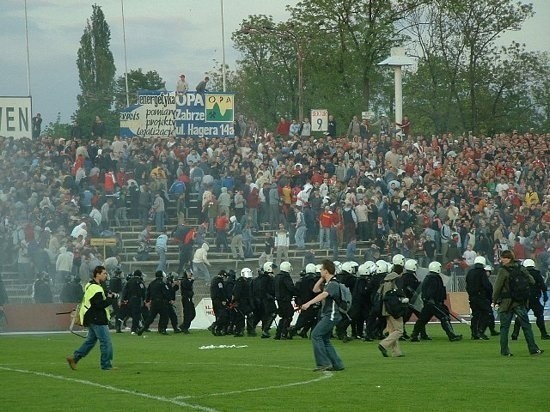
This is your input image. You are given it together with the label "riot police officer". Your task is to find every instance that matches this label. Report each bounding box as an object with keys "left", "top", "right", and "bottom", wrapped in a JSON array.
[
  {"left": 274, "top": 261, "right": 299, "bottom": 340},
  {"left": 399, "top": 259, "right": 430, "bottom": 340},
  {"left": 290, "top": 263, "right": 320, "bottom": 339},
  {"left": 210, "top": 270, "right": 229, "bottom": 336},
  {"left": 166, "top": 273, "right": 181, "bottom": 333},
  {"left": 138, "top": 270, "right": 171, "bottom": 335},
  {"left": 232, "top": 268, "right": 255, "bottom": 337},
  {"left": 121, "top": 270, "right": 146, "bottom": 334},
  {"left": 410, "top": 262, "right": 462, "bottom": 342},
  {"left": 364, "top": 260, "right": 389, "bottom": 341},
  {"left": 179, "top": 269, "right": 196, "bottom": 333},
  {"left": 252, "top": 262, "right": 277, "bottom": 338},
  {"left": 466, "top": 256, "right": 493, "bottom": 340},
  {"left": 511, "top": 259, "right": 550, "bottom": 340}
]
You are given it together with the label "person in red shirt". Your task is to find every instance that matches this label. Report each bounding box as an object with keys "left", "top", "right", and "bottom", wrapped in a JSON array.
[
  {"left": 318, "top": 206, "right": 333, "bottom": 249},
  {"left": 215, "top": 212, "right": 230, "bottom": 253},
  {"left": 276, "top": 117, "right": 291, "bottom": 138}
]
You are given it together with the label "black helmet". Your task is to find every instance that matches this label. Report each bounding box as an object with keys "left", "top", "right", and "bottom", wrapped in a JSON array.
[
  {"left": 155, "top": 270, "right": 164, "bottom": 278},
  {"left": 133, "top": 269, "right": 143, "bottom": 278}
]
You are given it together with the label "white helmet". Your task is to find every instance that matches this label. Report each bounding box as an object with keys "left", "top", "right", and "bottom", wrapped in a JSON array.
[
  {"left": 241, "top": 267, "right": 253, "bottom": 278},
  {"left": 357, "top": 263, "right": 369, "bottom": 277},
  {"left": 315, "top": 264, "right": 323, "bottom": 274},
  {"left": 474, "top": 256, "right": 486, "bottom": 266},
  {"left": 404, "top": 259, "right": 418, "bottom": 272},
  {"left": 364, "top": 261, "right": 377, "bottom": 275},
  {"left": 522, "top": 259, "right": 536, "bottom": 268},
  {"left": 376, "top": 260, "right": 389, "bottom": 274},
  {"left": 428, "top": 261, "right": 442, "bottom": 274},
  {"left": 341, "top": 261, "right": 354, "bottom": 274},
  {"left": 392, "top": 254, "right": 406, "bottom": 267},
  {"left": 484, "top": 265, "right": 493, "bottom": 272},
  {"left": 333, "top": 261, "right": 342, "bottom": 274},
  {"left": 305, "top": 263, "right": 317, "bottom": 274},
  {"left": 349, "top": 261, "right": 359, "bottom": 274},
  {"left": 280, "top": 261, "right": 292, "bottom": 273},
  {"left": 263, "top": 261, "right": 275, "bottom": 273}
]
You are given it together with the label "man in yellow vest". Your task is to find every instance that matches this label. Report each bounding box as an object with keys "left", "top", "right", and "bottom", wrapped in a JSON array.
[{"left": 66, "top": 266, "right": 117, "bottom": 370}]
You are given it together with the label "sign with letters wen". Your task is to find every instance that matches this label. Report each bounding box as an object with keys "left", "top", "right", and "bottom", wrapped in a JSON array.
[
  {"left": 120, "top": 90, "right": 235, "bottom": 138},
  {"left": 0, "top": 96, "right": 32, "bottom": 139}
]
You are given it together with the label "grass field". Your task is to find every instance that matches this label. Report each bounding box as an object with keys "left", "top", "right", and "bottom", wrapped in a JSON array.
[{"left": 0, "top": 324, "right": 547, "bottom": 411}]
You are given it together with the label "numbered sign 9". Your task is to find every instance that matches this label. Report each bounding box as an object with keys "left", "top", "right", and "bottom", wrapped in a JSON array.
[{"left": 310, "top": 109, "right": 328, "bottom": 132}]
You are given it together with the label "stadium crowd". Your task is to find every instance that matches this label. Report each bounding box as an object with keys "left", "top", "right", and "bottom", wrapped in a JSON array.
[{"left": 0, "top": 117, "right": 548, "bottom": 299}]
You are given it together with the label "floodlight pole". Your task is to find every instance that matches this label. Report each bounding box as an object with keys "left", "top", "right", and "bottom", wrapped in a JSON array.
[{"left": 378, "top": 47, "right": 414, "bottom": 133}]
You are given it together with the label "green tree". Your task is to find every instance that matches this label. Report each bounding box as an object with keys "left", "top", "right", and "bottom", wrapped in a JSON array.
[
  {"left": 404, "top": 0, "right": 535, "bottom": 133},
  {"left": 43, "top": 112, "right": 70, "bottom": 139},
  {"left": 114, "top": 69, "right": 166, "bottom": 110},
  {"left": 75, "top": 4, "right": 116, "bottom": 139}
]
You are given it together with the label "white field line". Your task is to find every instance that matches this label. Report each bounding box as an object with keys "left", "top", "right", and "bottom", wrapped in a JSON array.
[
  {"left": 173, "top": 362, "right": 333, "bottom": 400},
  {"left": 0, "top": 366, "right": 218, "bottom": 412}
]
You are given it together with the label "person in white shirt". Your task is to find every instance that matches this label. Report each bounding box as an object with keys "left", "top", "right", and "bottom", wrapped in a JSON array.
[
  {"left": 192, "top": 243, "right": 211, "bottom": 282},
  {"left": 462, "top": 245, "right": 477, "bottom": 267},
  {"left": 274, "top": 223, "right": 290, "bottom": 265}
]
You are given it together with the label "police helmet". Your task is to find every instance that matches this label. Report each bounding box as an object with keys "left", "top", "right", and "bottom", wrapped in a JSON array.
[
  {"left": 263, "top": 261, "right": 276, "bottom": 273},
  {"left": 305, "top": 263, "right": 317, "bottom": 274},
  {"left": 392, "top": 254, "right": 406, "bottom": 267},
  {"left": 522, "top": 259, "right": 535, "bottom": 268},
  {"left": 333, "top": 261, "right": 342, "bottom": 274},
  {"left": 376, "top": 260, "right": 388, "bottom": 274},
  {"left": 241, "top": 267, "right": 253, "bottom": 278},
  {"left": 474, "top": 256, "right": 486, "bottom": 266},
  {"left": 404, "top": 259, "right": 418, "bottom": 272},
  {"left": 133, "top": 269, "right": 143, "bottom": 278},
  {"left": 341, "top": 261, "right": 354, "bottom": 274},
  {"left": 428, "top": 261, "right": 442, "bottom": 274},
  {"left": 280, "top": 261, "right": 292, "bottom": 273},
  {"left": 357, "top": 263, "right": 369, "bottom": 277},
  {"left": 315, "top": 264, "right": 323, "bottom": 274},
  {"left": 364, "top": 261, "right": 377, "bottom": 275}
]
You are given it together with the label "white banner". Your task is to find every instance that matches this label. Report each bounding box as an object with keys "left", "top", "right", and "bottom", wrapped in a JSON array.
[
  {"left": 311, "top": 109, "right": 328, "bottom": 132},
  {"left": 0, "top": 96, "right": 32, "bottom": 139}
]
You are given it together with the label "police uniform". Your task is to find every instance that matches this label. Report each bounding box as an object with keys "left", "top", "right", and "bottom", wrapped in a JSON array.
[
  {"left": 274, "top": 270, "right": 298, "bottom": 339},
  {"left": 291, "top": 271, "right": 320, "bottom": 338},
  {"left": 179, "top": 274, "right": 196, "bottom": 333},
  {"left": 210, "top": 272, "right": 229, "bottom": 335},
  {"left": 511, "top": 266, "right": 550, "bottom": 340},
  {"left": 411, "top": 272, "right": 462, "bottom": 342},
  {"left": 466, "top": 264, "right": 493, "bottom": 339},
  {"left": 251, "top": 270, "right": 277, "bottom": 338},
  {"left": 122, "top": 271, "right": 146, "bottom": 333},
  {"left": 232, "top": 276, "right": 254, "bottom": 336},
  {"left": 138, "top": 272, "right": 171, "bottom": 335}
]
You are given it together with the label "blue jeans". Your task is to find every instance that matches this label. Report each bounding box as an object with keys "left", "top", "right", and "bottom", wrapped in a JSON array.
[
  {"left": 499, "top": 305, "right": 539, "bottom": 355},
  {"left": 311, "top": 315, "right": 344, "bottom": 369},
  {"left": 155, "top": 211, "right": 165, "bottom": 232},
  {"left": 73, "top": 324, "right": 113, "bottom": 369},
  {"left": 156, "top": 247, "right": 166, "bottom": 272},
  {"left": 295, "top": 226, "right": 306, "bottom": 248}
]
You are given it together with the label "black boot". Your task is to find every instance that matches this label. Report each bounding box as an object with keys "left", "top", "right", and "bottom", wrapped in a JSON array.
[
  {"left": 410, "top": 323, "right": 422, "bottom": 342},
  {"left": 442, "top": 319, "right": 462, "bottom": 342},
  {"left": 511, "top": 320, "right": 520, "bottom": 340}
]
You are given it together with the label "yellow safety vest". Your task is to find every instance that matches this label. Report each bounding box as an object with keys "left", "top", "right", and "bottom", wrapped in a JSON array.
[{"left": 78, "top": 282, "right": 110, "bottom": 325}]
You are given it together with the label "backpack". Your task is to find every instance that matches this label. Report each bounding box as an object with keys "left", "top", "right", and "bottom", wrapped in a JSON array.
[
  {"left": 336, "top": 281, "right": 352, "bottom": 314},
  {"left": 383, "top": 288, "right": 409, "bottom": 319},
  {"left": 505, "top": 264, "right": 531, "bottom": 303}
]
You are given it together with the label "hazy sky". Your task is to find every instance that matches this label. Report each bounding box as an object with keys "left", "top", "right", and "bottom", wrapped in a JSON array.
[{"left": 1, "top": 0, "right": 548, "bottom": 125}]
